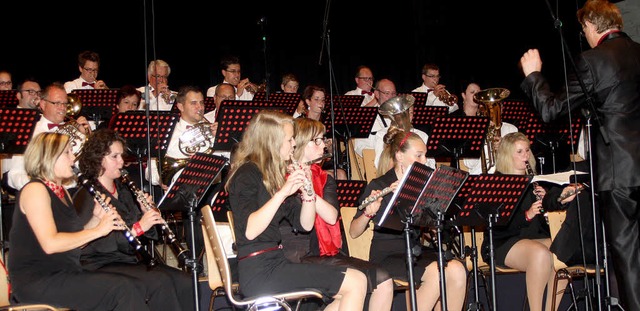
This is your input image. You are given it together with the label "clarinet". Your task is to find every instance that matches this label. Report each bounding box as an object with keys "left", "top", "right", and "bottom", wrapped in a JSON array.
[
  {"left": 524, "top": 161, "right": 548, "bottom": 224},
  {"left": 120, "top": 169, "right": 189, "bottom": 267},
  {"left": 73, "top": 167, "right": 157, "bottom": 268}
]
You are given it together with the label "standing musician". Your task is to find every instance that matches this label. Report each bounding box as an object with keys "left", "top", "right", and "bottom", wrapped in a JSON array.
[
  {"left": 481, "top": 132, "right": 582, "bottom": 311},
  {"left": 350, "top": 128, "right": 467, "bottom": 311},
  {"left": 73, "top": 129, "right": 194, "bottom": 311},
  {"left": 225, "top": 110, "right": 368, "bottom": 309},
  {"left": 8, "top": 132, "right": 148, "bottom": 310}
]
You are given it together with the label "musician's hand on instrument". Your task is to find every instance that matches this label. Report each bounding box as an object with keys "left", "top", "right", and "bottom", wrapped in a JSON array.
[
  {"left": 281, "top": 168, "right": 306, "bottom": 196},
  {"left": 140, "top": 209, "right": 163, "bottom": 232},
  {"left": 208, "top": 122, "right": 219, "bottom": 137},
  {"left": 76, "top": 116, "right": 91, "bottom": 134},
  {"left": 559, "top": 184, "right": 580, "bottom": 204},
  {"left": 533, "top": 185, "right": 546, "bottom": 199},
  {"left": 433, "top": 84, "right": 446, "bottom": 97},
  {"left": 95, "top": 80, "right": 108, "bottom": 89},
  {"left": 237, "top": 78, "right": 250, "bottom": 96},
  {"left": 520, "top": 49, "right": 543, "bottom": 77},
  {"left": 96, "top": 208, "right": 124, "bottom": 236},
  {"left": 527, "top": 200, "right": 543, "bottom": 219}
]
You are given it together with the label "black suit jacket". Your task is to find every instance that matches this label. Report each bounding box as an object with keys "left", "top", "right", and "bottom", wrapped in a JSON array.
[{"left": 521, "top": 31, "right": 640, "bottom": 191}]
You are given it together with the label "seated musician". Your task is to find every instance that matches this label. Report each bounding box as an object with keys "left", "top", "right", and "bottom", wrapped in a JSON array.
[
  {"left": 284, "top": 118, "right": 394, "bottom": 311},
  {"left": 481, "top": 132, "right": 581, "bottom": 311},
  {"left": 98, "top": 85, "right": 140, "bottom": 130},
  {"left": 8, "top": 132, "right": 147, "bottom": 310},
  {"left": 74, "top": 129, "right": 193, "bottom": 310},
  {"left": 350, "top": 127, "right": 467, "bottom": 311}
]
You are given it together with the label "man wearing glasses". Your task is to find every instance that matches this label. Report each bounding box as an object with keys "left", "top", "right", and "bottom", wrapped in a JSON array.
[
  {"left": 206, "top": 55, "right": 255, "bottom": 101},
  {"left": 345, "top": 65, "right": 377, "bottom": 107},
  {"left": 15, "top": 78, "right": 41, "bottom": 109},
  {"left": 137, "top": 59, "right": 176, "bottom": 111},
  {"left": 412, "top": 63, "right": 459, "bottom": 113},
  {"left": 64, "top": 50, "right": 108, "bottom": 93},
  {"left": 0, "top": 71, "right": 12, "bottom": 91}
]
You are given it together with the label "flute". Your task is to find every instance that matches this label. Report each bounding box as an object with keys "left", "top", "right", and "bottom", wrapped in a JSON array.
[
  {"left": 73, "top": 167, "right": 157, "bottom": 268},
  {"left": 305, "top": 153, "right": 332, "bottom": 165},
  {"left": 357, "top": 186, "right": 394, "bottom": 210},
  {"left": 290, "top": 156, "right": 315, "bottom": 197}
]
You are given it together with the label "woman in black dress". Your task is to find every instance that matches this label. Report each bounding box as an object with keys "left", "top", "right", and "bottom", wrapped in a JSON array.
[
  {"left": 349, "top": 127, "right": 467, "bottom": 311},
  {"left": 8, "top": 132, "right": 148, "bottom": 310},
  {"left": 225, "top": 110, "right": 367, "bottom": 310},
  {"left": 73, "top": 129, "right": 194, "bottom": 311}
]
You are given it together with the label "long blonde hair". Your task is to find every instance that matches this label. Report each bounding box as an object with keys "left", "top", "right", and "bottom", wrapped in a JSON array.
[
  {"left": 225, "top": 110, "right": 294, "bottom": 195},
  {"left": 494, "top": 132, "right": 536, "bottom": 175},
  {"left": 24, "top": 132, "right": 70, "bottom": 181}
]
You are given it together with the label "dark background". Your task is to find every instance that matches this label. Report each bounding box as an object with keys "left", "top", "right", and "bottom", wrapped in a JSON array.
[{"left": 1, "top": 0, "right": 588, "bottom": 100}]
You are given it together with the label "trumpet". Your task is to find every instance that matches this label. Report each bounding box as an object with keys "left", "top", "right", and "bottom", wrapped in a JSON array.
[
  {"left": 435, "top": 88, "right": 458, "bottom": 106},
  {"left": 120, "top": 169, "right": 189, "bottom": 267},
  {"left": 245, "top": 81, "right": 266, "bottom": 94},
  {"left": 73, "top": 167, "right": 157, "bottom": 268}
]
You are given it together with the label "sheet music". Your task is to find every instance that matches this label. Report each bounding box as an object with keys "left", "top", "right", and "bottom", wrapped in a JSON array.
[{"left": 531, "top": 170, "right": 587, "bottom": 185}]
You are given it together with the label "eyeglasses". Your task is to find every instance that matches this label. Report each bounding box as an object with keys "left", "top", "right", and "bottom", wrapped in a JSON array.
[
  {"left": 425, "top": 74, "right": 441, "bottom": 79},
  {"left": 41, "top": 98, "right": 68, "bottom": 106},
  {"left": 151, "top": 74, "right": 168, "bottom": 80},
  {"left": 310, "top": 137, "right": 327, "bottom": 146},
  {"left": 378, "top": 90, "right": 397, "bottom": 96},
  {"left": 357, "top": 76, "right": 374, "bottom": 81},
  {"left": 0, "top": 81, "right": 12, "bottom": 86},
  {"left": 21, "top": 89, "right": 42, "bottom": 96},
  {"left": 82, "top": 67, "right": 99, "bottom": 73},
  {"left": 224, "top": 69, "right": 241, "bottom": 74}
]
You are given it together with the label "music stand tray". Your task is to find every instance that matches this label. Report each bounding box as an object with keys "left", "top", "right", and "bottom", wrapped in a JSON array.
[
  {"left": 0, "top": 90, "right": 19, "bottom": 107},
  {"left": 220, "top": 99, "right": 297, "bottom": 115},
  {"left": 336, "top": 180, "right": 367, "bottom": 208},
  {"left": 501, "top": 99, "right": 536, "bottom": 129},
  {"left": 413, "top": 165, "right": 469, "bottom": 228},
  {"left": 322, "top": 106, "right": 377, "bottom": 139},
  {"left": 214, "top": 105, "right": 282, "bottom": 151},
  {"left": 202, "top": 97, "right": 218, "bottom": 114},
  {"left": 330, "top": 95, "right": 365, "bottom": 107},
  {"left": 426, "top": 116, "right": 489, "bottom": 160},
  {"left": 0, "top": 108, "right": 39, "bottom": 154},
  {"left": 525, "top": 114, "right": 583, "bottom": 154},
  {"left": 412, "top": 106, "right": 449, "bottom": 134},
  {"left": 111, "top": 111, "right": 179, "bottom": 158},
  {"left": 253, "top": 92, "right": 302, "bottom": 107},
  {"left": 71, "top": 89, "right": 119, "bottom": 122}
]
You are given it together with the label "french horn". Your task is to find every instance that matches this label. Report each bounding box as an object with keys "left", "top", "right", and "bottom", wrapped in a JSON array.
[
  {"left": 56, "top": 93, "right": 89, "bottom": 156},
  {"left": 161, "top": 120, "right": 216, "bottom": 185}
]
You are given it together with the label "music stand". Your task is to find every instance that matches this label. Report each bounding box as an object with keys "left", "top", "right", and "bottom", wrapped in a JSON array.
[
  {"left": 501, "top": 99, "right": 536, "bottom": 129},
  {"left": 209, "top": 189, "right": 230, "bottom": 222},
  {"left": 335, "top": 180, "right": 367, "bottom": 208},
  {"left": 213, "top": 105, "right": 282, "bottom": 151},
  {"left": 525, "top": 114, "right": 583, "bottom": 174},
  {"left": 411, "top": 105, "right": 449, "bottom": 134},
  {"left": 202, "top": 97, "right": 218, "bottom": 114},
  {"left": 253, "top": 91, "right": 301, "bottom": 106},
  {"left": 0, "top": 107, "right": 39, "bottom": 261},
  {"left": 220, "top": 99, "right": 297, "bottom": 115},
  {"left": 71, "top": 89, "right": 119, "bottom": 125},
  {"left": 157, "top": 152, "right": 229, "bottom": 310},
  {"left": 426, "top": 116, "right": 489, "bottom": 168},
  {"left": 322, "top": 106, "right": 377, "bottom": 139},
  {"left": 0, "top": 90, "right": 18, "bottom": 107},
  {"left": 454, "top": 174, "right": 532, "bottom": 311},
  {"left": 329, "top": 94, "right": 365, "bottom": 107}
]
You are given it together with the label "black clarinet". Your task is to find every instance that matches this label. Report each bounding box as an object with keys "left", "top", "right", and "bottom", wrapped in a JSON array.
[
  {"left": 120, "top": 169, "right": 189, "bottom": 267},
  {"left": 73, "top": 167, "right": 157, "bottom": 268}
]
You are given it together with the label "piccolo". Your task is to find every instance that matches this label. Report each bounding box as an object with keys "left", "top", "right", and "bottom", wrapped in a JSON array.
[
  {"left": 305, "top": 153, "right": 333, "bottom": 165},
  {"left": 358, "top": 186, "right": 394, "bottom": 210}
]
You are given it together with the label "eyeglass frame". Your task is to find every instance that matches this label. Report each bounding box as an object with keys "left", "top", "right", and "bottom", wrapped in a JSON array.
[
  {"left": 0, "top": 81, "right": 12, "bottom": 86},
  {"left": 20, "top": 89, "right": 42, "bottom": 96},
  {"left": 82, "top": 67, "right": 99, "bottom": 73},
  {"left": 41, "top": 98, "right": 69, "bottom": 106},
  {"left": 377, "top": 89, "right": 397, "bottom": 96},
  {"left": 357, "top": 76, "right": 374, "bottom": 81},
  {"left": 310, "top": 137, "right": 328, "bottom": 146},
  {"left": 425, "top": 74, "right": 441, "bottom": 79}
]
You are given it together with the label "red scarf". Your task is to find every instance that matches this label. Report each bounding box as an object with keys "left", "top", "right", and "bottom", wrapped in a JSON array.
[{"left": 310, "top": 164, "right": 343, "bottom": 256}]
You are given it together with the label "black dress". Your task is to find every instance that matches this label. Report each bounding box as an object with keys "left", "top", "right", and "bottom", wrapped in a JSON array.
[
  {"left": 8, "top": 180, "right": 148, "bottom": 310},
  {"left": 355, "top": 169, "right": 439, "bottom": 284},
  {"left": 74, "top": 179, "right": 194, "bottom": 311},
  {"left": 228, "top": 162, "right": 346, "bottom": 298}
]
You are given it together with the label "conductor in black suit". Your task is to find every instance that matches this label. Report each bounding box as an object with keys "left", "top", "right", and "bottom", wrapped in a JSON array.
[{"left": 519, "top": 1, "right": 640, "bottom": 309}]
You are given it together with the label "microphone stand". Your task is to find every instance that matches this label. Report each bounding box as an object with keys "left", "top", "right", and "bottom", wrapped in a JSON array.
[
  {"left": 540, "top": 1, "right": 614, "bottom": 310},
  {"left": 258, "top": 17, "right": 270, "bottom": 101}
]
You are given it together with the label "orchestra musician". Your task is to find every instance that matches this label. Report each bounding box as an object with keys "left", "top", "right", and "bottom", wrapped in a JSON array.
[
  {"left": 288, "top": 118, "right": 394, "bottom": 311},
  {"left": 225, "top": 110, "right": 368, "bottom": 309},
  {"left": 63, "top": 50, "right": 108, "bottom": 93},
  {"left": 7, "top": 132, "right": 148, "bottom": 310},
  {"left": 74, "top": 129, "right": 194, "bottom": 311},
  {"left": 350, "top": 128, "right": 467, "bottom": 311}
]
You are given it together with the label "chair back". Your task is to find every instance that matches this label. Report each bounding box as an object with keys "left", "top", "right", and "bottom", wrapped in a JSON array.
[
  {"left": 201, "top": 205, "right": 239, "bottom": 304},
  {"left": 347, "top": 139, "right": 366, "bottom": 181},
  {"left": 340, "top": 206, "right": 373, "bottom": 261}
]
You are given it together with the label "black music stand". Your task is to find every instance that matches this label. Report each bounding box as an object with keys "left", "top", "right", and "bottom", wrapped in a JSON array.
[
  {"left": 209, "top": 189, "right": 230, "bottom": 222},
  {"left": 111, "top": 111, "right": 179, "bottom": 188},
  {"left": 398, "top": 92, "right": 428, "bottom": 107},
  {"left": 501, "top": 99, "right": 536, "bottom": 129},
  {"left": 219, "top": 99, "right": 297, "bottom": 115},
  {"left": 213, "top": 105, "right": 281, "bottom": 151},
  {"left": 330, "top": 94, "right": 365, "bottom": 107},
  {"left": 0, "top": 107, "right": 39, "bottom": 261},
  {"left": 157, "top": 153, "right": 229, "bottom": 311},
  {"left": 253, "top": 91, "right": 302, "bottom": 106},
  {"left": 454, "top": 174, "right": 532, "bottom": 311},
  {"left": 71, "top": 89, "right": 119, "bottom": 125},
  {"left": 525, "top": 114, "right": 583, "bottom": 174},
  {"left": 336, "top": 180, "right": 367, "bottom": 208},
  {"left": 426, "top": 116, "right": 489, "bottom": 168},
  {"left": 411, "top": 106, "right": 449, "bottom": 134},
  {"left": 202, "top": 97, "right": 218, "bottom": 114},
  {"left": 0, "top": 90, "right": 18, "bottom": 107}
]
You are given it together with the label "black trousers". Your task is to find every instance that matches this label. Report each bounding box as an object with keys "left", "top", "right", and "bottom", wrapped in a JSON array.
[{"left": 601, "top": 186, "right": 640, "bottom": 311}]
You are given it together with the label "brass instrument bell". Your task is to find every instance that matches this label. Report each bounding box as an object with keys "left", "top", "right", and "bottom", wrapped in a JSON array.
[{"left": 378, "top": 94, "right": 415, "bottom": 132}]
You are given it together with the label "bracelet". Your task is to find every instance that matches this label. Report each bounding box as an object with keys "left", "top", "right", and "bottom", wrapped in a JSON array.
[
  {"left": 301, "top": 195, "right": 316, "bottom": 203},
  {"left": 133, "top": 222, "right": 145, "bottom": 236},
  {"left": 524, "top": 212, "right": 533, "bottom": 222},
  {"left": 364, "top": 212, "right": 376, "bottom": 219}
]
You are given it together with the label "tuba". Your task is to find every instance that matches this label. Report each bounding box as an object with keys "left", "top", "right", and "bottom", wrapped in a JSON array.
[
  {"left": 56, "top": 93, "right": 88, "bottom": 156},
  {"left": 378, "top": 94, "right": 416, "bottom": 132},
  {"left": 474, "top": 88, "right": 510, "bottom": 174},
  {"left": 161, "top": 120, "right": 216, "bottom": 185}
]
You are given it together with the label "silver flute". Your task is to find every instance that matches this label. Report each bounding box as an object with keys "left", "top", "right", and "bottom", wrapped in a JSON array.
[
  {"left": 357, "top": 186, "right": 394, "bottom": 210},
  {"left": 290, "top": 157, "right": 315, "bottom": 197}
]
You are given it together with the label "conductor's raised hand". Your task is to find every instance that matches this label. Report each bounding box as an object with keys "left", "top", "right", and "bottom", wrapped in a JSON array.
[{"left": 520, "top": 49, "right": 543, "bottom": 77}]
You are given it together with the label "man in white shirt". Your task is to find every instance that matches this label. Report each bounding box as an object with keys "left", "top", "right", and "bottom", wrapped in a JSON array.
[
  {"left": 344, "top": 65, "right": 377, "bottom": 107},
  {"left": 353, "top": 79, "right": 396, "bottom": 157},
  {"left": 63, "top": 51, "right": 108, "bottom": 93},
  {"left": 7, "top": 83, "right": 89, "bottom": 190},
  {"left": 413, "top": 63, "right": 459, "bottom": 113},
  {"left": 138, "top": 59, "right": 176, "bottom": 111},
  {"left": 206, "top": 55, "right": 255, "bottom": 101}
]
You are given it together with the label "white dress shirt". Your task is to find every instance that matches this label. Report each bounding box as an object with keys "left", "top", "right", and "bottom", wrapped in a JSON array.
[
  {"left": 413, "top": 84, "right": 459, "bottom": 113},
  {"left": 137, "top": 85, "right": 175, "bottom": 111},
  {"left": 64, "top": 77, "right": 94, "bottom": 94},
  {"left": 345, "top": 88, "right": 375, "bottom": 107},
  {"left": 206, "top": 81, "right": 253, "bottom": 101},
  {"left": 462, "top": 122, "right": 518, "bottom": 175}
]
